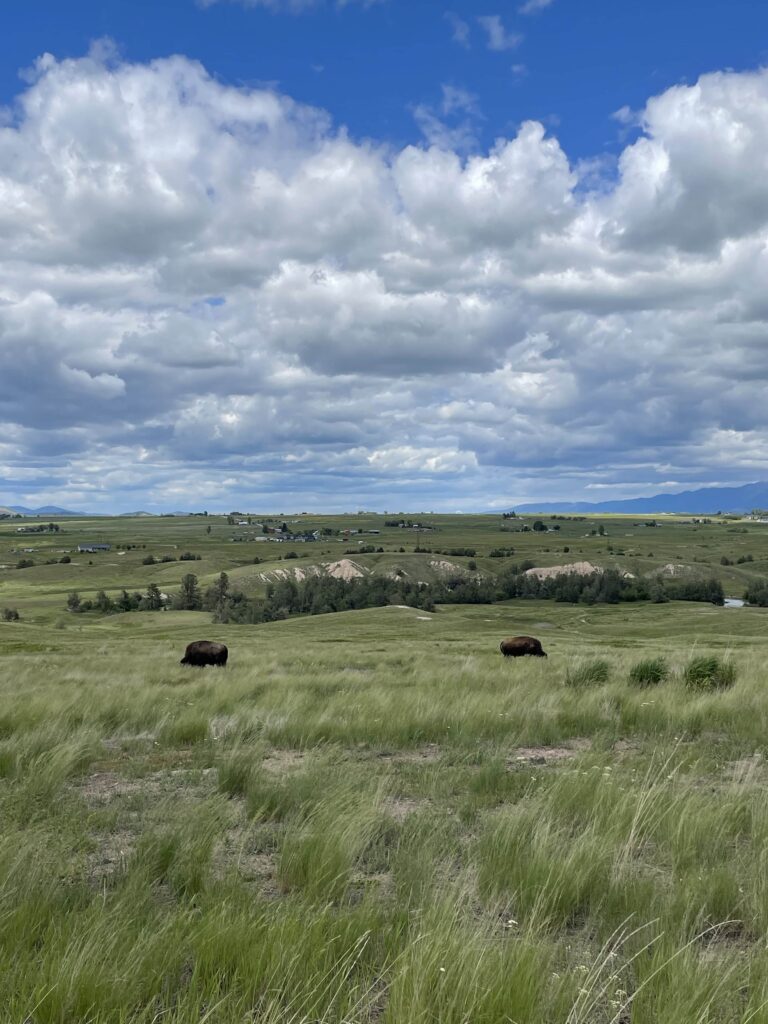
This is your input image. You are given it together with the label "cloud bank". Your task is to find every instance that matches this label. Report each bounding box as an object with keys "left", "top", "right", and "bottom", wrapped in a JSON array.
[{"left": 2, "top": 48, "right": 768, "bottom": 510}]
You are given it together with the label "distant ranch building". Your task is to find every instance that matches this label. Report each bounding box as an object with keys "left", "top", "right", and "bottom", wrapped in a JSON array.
[{"left": 77, "top": 543, "right": 111, "bottom": 553}]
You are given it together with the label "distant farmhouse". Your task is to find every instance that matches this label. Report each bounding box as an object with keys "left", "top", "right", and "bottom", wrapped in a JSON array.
[{"left": 77, "top": 543, "right": 111, "bottom": 553}]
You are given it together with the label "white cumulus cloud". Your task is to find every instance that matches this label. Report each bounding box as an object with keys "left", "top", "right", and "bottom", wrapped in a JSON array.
[{"left": 3, "top": 50, "right": 768, "bottom": 509}]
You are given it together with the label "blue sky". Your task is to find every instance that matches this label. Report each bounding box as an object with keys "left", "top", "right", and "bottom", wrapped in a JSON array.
[
  {"left": 2, "top": 0, "right": 768, "bottom": 511},
  {"left": 5, "top": 0, "right": 767, "bottom": 159}
]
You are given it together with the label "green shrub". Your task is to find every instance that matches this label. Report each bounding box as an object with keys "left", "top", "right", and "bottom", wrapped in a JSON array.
[
  {"left": 628, "top": 657, "right": 669, "bottom": 688},
  {"left": 565, "top": 659, "right": 610, "bottom": 688},
  {"left": 159, "top": 711, "right": 209, "bottom": 746},
  {"left": 218, "top": 749, "right": 256, "bottom": 797},
  {"left": 684, "top": 656, "right": 736, "bottom": 691}
]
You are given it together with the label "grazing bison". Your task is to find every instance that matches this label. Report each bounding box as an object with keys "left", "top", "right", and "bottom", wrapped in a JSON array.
[
  {"left": 499, "top": 636, "right": 547, "bottom": 658},
  {"left": 180, "top": 640, "right": 228, "bottom": 667}
]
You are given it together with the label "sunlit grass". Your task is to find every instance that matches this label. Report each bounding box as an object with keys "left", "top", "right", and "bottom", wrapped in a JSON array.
[{"left": 1, "top": 601, "right": 768, "bottom": 1020}]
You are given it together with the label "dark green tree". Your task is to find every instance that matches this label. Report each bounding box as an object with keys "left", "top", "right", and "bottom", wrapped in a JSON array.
[
  {"left": 175, "top": 574, "right": 202, "bottom": 610},
  {"left": 141, "top": 582, "right": 164, "bottom": 611}
]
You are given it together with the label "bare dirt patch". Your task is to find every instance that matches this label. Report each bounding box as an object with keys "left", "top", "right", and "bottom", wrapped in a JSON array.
[
  {"left": 525, "top": 562, "right": 599, "bottom": 580},
  {"left": 377, "top": 744, "right": 441, "bottom": 766},
  {"left": 654, "top": 563, "right": 693, "bottom": 578},
  {"left": 430, "top": 559, "right": 463, "bottom": 574},
  {"left": 77, "top": 764, "right": 215, "bottom": 806},
  {"left": 385, "top": 797, "right": 428, "bottom": 822},
  {"left": 213, "top": 826, "right": 282, "bottom": 898},
  {"left": 78, "top": 772, "right": 150, "bottom": 804},
  {"left": 507, "top": 739, "right": 591, "bottom": 766},
  {"left": 87, "top": 829, "right": 135, "bottom": 884},
  {"left": 261, "top": 749, "right": 307, "bottom": 775},
  {"left": 726, "top": 754, "right": 767, "bottom": 785},
  {"left": 101, "top": 732, "right": 156, "bottom": 752},
  {"left": 323, "top": 558, "right": 366, "bottom": 580}
]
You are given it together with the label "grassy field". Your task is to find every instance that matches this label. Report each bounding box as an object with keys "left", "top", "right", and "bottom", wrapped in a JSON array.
[
  {"left": 2, "top": 509, "right": 768, "bottom": 622},
  {"left": 2, "top": 513, "right": 768, "bottom": 1021}
]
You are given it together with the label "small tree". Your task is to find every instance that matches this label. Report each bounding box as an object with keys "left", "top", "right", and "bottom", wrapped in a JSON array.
[
  {"left": 175, "top": 574, "right": 202, "bottom": 611},
  {"left": 95, "top": 590, "right": 114, "bottom": 614},
  {"left": 141, "top": 582, "right": 164, "bottom": 611},
  {"left": 204, "top": 572, "right": 230, "bottom": 614},
  {"left": 66, "top": 591, "right": 81, "bottom": 613},
  {"left": 117, "top": 589, "right": 135, "bottom": 613},
  {"left": 2, "top": 608, "right": 20, "bottom": 621}
]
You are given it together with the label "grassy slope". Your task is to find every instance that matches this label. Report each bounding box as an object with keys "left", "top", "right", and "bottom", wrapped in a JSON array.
[
  {"left": 2, "top": 510, "right": 768, "bottom": 622},
  {"left": 2, "top": 515, "right": 768, "bottom": 1020}
]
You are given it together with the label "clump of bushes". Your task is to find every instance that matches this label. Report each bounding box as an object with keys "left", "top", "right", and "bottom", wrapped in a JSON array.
[
  {"left": 142, "top": 555, "right": 156, "bottom": 565},
  {"left": 565, "top": 658, "right": 610, "bottom": 688},
  {"left": 683, "top": 655, "right": 736, "bottom": 692},
  {"left": 15, "top": 558, "right": 34, "bottom": 569},
  {"left": 628, "top": 657, "right": 669, "bottom": 688},
  {"left": 2, "top": 608, "right": 20, "bottom": 621},
  {"left": 59, "top": 555, "right": 71, "bottom": 564},
  {"left": 744, "top": 580, "right": 768, "bottom": 606}
]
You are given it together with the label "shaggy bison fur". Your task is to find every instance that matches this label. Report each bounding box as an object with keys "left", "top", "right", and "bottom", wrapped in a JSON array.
[
  {"left": 499, "top": 635, "right": 547, "bottom": 658},
  {"left": 180, "top": 640, "right": 228, "bottom": 667}
]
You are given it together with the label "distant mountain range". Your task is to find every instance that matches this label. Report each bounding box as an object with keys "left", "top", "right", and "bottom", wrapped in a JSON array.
[
  {"left": 4, "top": 505, "right": 84, "bottom": 516},
  {"left": 514, "top": 481, "right": 768, "bottom": 515}
]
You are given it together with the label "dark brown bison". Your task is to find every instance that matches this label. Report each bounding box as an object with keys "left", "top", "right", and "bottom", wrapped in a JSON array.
[
  {"left": 180, "top": 640, "right": 228, "bottom": 667},
  {"left": 499, "top": 636, "right": 547, "bottom": 658}
]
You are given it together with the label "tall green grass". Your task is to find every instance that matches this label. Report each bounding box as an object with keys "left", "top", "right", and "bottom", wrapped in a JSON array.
[{"left": 0, "top": 625, "right": 767, "bottom": 1020}]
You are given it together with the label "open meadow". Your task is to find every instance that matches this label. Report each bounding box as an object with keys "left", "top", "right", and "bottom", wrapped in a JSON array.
[{"left": 3, "top": 512, "right": 768, "bottom": 1021}]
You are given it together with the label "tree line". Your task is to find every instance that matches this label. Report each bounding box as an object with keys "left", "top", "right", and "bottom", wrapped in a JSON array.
[{"left": 63, "top": 565, "right": 728, "bottom": 622}]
